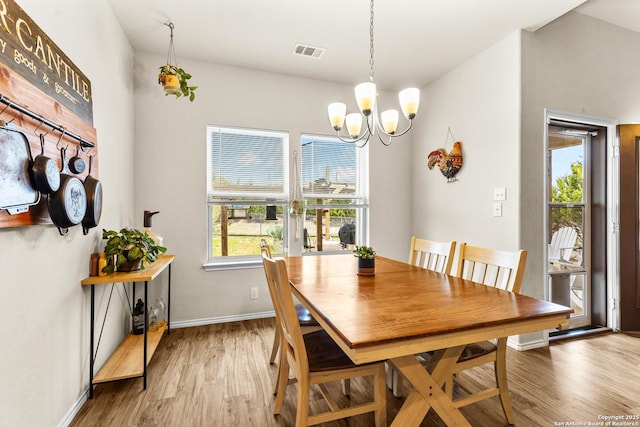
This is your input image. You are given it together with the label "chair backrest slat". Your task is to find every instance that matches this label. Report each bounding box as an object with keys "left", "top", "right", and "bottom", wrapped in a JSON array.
[
  {"left": 409, "top": 236, "right": 456, "bottom": 275},
  {"left": 456, "top": 243, "right": 527, "bottom": 293}
]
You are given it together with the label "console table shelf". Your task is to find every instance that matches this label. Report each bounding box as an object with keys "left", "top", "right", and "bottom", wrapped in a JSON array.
[
  {"left": 93, "top": 322, "right": 167, "bottom": 383},
  {"left": 81, "top": 254, "right": 174, "bottom": 398}
]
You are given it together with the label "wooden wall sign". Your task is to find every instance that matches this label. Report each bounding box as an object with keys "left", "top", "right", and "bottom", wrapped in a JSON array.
[
  {"left": 0, "top": 0, "right": 97, "bottom": 230},
  {"left": 0, "top": 0, "right": 93, "bottom": 124}
]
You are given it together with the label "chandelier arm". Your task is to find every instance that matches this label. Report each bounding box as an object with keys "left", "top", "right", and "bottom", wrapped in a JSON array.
[
  {"left": 375, "top": 132, "right": 393, "bottom": 146},
  {"left": 371, "top": 116, "right": 414, "bottom": 138},
  {"left": 333, "top": 127, "right": 372, "bottom": 144}
]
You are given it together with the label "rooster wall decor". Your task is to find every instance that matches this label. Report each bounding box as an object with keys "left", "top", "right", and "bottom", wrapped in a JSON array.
[{"left": 428, "top": 128, "right": 463, "bottom": 182}]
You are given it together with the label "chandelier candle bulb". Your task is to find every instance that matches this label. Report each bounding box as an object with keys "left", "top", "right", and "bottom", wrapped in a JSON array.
[
  {"left": 346, "top": 113, "right": 363, "bottom": 137},
  {"left": 328, "top": 102, "right": 346, "bottom": 130},
  {"left": 381, "top": 110, "right": 399, "bottom": 134},
  {"left": 355, "top": 82, "right": 376, "bottom": 114},
  {"left": 399, "top": 88, "right": 420, "bottom": 119}
]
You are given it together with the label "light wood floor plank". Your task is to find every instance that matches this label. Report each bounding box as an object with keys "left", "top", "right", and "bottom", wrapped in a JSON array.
[{"left": 70, "top": 319, "right": 640, "bottom": 427}]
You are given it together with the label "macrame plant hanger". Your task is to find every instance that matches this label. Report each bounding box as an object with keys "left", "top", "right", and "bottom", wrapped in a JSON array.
[{"left": 290, "top": 150, "right": 305, "bottom": 240}]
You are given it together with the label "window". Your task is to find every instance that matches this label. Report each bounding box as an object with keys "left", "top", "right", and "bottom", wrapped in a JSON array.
[
  {"left": 301, "top": 134, "right": 368, "bottom": 252},
  {"left": 206, "top": 126, "right": 288, "bottom": 267}
]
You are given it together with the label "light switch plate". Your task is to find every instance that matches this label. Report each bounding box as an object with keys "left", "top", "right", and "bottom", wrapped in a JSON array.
[
  {"left": 493, "top": 202, "right": 502, "bottom": 217},
  {"left": 494, "top": 187, "right": 506, "bottom": 201}
]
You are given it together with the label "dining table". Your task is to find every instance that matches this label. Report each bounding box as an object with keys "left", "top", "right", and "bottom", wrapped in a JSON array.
[{"left": 284, "top": 253, "right": 573, "bottom": 426}]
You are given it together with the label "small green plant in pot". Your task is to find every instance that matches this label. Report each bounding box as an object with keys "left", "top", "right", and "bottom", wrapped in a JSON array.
[
  {"left": 102, "top": 228, "right": 167, "bottom": 273},
  {"left": 354, "top": 245, "right": 376, "bottom": 276},
  {"left": 158, "top": 64, "right": 197, "bottom": 101}
]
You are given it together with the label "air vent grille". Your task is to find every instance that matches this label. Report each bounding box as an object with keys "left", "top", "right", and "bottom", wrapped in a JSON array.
[{"left": 293, "top": 43, "right": 325, "bottom": 59}]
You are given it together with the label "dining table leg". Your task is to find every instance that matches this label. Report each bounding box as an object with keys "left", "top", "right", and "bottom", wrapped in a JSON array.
[{"left": 389, "top": 345, "right": 471, "bottom": 427}]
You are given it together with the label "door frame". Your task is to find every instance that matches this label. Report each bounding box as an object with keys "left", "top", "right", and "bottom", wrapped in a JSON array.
[{"left": 544, "top": 109, "right": 619, "bottom": 330}]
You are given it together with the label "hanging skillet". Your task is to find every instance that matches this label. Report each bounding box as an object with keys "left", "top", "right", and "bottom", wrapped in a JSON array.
[
  {"left": 48, "top": 146, "right": 87, "bottom": 235},
  {"left": 68, "top": 144, "right": 86, "bottom": 174},
  {"left": 82, "top": 155, "right": 102, "bottom": 235},
  {"left": 30, "top": 133, "right": 60, "bottom": 194}
]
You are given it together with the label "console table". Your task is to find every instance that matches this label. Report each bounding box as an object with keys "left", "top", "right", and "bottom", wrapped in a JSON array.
[{"left": 81, "top": 254, "right": 174, "bottom": 398}]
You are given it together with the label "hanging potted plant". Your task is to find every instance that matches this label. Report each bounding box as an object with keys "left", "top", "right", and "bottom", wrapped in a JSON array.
[
  {"left": 157, "top": 22, "right": 197, "bottom": 101},
  {"left": 354, "top": 245, "right": 376, "bottom": 276},
  {"left": 158, "top": 64, "right": 196, "bottom": 101}
]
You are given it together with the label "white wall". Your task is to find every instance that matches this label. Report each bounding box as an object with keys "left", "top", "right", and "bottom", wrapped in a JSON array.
[
  {"left": 0, "top": 1, "right": 135, "bottom": 426},
  {"left": 521, "top": 11, "right": 640, "bottom": 300},
  {"left": 132, "top": 51, "right": 412, "bottom": 324},
  {"left": 411, "top": 32, "right": 522, "bottom": 257}
]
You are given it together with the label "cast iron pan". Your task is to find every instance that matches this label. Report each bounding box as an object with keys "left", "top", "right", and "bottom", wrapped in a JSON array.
[
  {"left": 30, "top": 133, "right": 60, "bottom": 194},
  {"left": 48, "top": 146, "right": 87, "bottom": 235},
  {"left": 82, "top": 155, "right": 102, "bottom": 235},
  {"left": 68, "top": 144, "right": 86, "bottom": 174}
]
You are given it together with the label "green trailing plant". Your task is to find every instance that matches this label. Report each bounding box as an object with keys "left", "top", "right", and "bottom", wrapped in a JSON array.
[
  {"left": 102, "top": 228, "right": 167, "bottom": 273},
  {"left": 158, "top": 64, "right": 197, "bottom": 101},
  {"left": 353, "top": 245, "right": 375, "bottom": 259}
]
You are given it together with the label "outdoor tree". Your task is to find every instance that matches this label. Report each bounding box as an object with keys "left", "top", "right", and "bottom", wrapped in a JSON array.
[{"left": 551, "top": 160, "right": 583, "bottom": 239}]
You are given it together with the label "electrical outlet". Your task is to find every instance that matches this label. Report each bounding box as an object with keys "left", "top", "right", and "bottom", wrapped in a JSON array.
[
  {"left": 250, "top": 287, "right": 259, "bottom": 300},
  {"left": 494, "top": 187, "right": 506, "bottom": 201},
  {"left": 493, "top": 202, "right": 502, "bottom": 217}
]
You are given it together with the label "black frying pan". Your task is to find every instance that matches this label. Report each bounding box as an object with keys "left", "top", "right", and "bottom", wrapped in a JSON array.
[
  {"left": 82, "top": 155, "right": 102, "bottom": 235},
  {"left": 48, "top": 146, "right": 87, "bottom": 235},
  {"left": 30, "top": 133, "right": 60, "bottom": 194},
  {"left": 68, "top": 144, "right": 86, "bottom": 174}
]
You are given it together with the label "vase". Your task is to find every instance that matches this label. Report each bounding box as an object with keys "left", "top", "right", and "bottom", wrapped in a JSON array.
[
  {"left": 118, "top": 259, "right": 143, "bottom": 272},
  {"left": 357, "top": 257, "right": 375, "bottom": 276},
  {"left": 162, "top": 74, "right": 180, "bottom": 94}
]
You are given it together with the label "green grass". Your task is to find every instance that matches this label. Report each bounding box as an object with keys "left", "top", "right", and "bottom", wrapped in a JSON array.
[{"left": 211, "top": 235, "right": 282, "bottom": 257}]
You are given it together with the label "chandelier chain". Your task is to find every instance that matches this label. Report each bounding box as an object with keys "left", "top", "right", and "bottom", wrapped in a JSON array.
[{"left": 369, "top": 0, "right": 375, "bottom": 82}]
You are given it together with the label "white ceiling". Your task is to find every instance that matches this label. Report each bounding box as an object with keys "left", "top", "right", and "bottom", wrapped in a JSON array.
[{"left": 107, "top": 0, "right": 637, "bottom": 91}]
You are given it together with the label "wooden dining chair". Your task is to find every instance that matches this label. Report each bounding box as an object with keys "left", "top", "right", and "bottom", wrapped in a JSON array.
[
  {"left": 261, "top": 253, "right": 387, "bottom": 427},
  {"left": 408, "top": 236, "right": 456, "bottom": 274},
  {"left": 444, "top": 242, "right": 527, "bottom": 424},
  {"left": 260, "top": 240, "right": 322, "bottom": 395},
  {"left": 388, "top": 237, "right": 456, "bottom": 396}
]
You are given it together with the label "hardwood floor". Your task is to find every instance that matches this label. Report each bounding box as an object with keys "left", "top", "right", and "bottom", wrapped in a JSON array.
[{"left": 71, "top": 319, "right": 640, "bottom": 426}]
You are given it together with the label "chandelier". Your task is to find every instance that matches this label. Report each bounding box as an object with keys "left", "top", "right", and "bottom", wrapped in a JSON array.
[{"left": 327, "top": 0, "right": 420, "bottom": 147}]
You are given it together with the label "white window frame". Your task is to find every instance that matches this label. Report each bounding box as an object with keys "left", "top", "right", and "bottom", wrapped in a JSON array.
[
  {"left": 204, "top": 125, "right": 289, "bottom": 271},
  {"left": 300, "top": 134, "right": 369, "bottom": 252}
]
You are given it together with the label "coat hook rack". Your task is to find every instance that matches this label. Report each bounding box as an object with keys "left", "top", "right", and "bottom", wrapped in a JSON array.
[{"left": 0, "top": 93, "right": 95, "bottom": 149}]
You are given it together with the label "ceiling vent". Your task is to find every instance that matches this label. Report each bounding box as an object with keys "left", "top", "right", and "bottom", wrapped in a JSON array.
[{"left": 292, "top": 43, "right": 325, "bottom": 59}]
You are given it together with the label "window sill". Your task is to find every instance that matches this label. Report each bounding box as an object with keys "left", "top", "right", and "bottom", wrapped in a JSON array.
[{"left": 202, "top": 259, "right": 264, "bottom": 272}]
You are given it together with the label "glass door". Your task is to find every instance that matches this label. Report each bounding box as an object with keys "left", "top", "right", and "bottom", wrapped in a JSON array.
[{"left": 547, "top": 125, "right": 591, "bottom": 329}]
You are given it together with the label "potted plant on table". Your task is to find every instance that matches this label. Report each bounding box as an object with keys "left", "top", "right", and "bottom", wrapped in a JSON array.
[
  {"left": 354, "top": 245, "right": 376, "bottom": 276},
  {"left": 101, "top": 228, "right": 167, "bottom": 273}
]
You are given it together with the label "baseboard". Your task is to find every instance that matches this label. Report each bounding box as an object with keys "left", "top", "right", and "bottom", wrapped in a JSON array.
[
  {"left": 169, "top": 310, "right": 276, "bottom": 329},
  {"left": 508, "top": 330, "right": 550, "bottom": 351},
  {"left": 58, "top": 388, "right": 89, "bottom": 427}
]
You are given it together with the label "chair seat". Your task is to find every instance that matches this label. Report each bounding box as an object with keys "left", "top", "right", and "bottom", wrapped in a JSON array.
[
  {"left": 296, "top": 304, "right": 319, "bottom": 326},
  {"left": 304, "top": 330, "right": 357, "bottom": 372},
  {"left": 458, "top": 341, "right": 497, "bottom": 362}
]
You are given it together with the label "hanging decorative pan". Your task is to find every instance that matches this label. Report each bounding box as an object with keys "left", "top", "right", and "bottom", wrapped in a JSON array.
[
  {"left": 30, "top": 132, "right": 60, "bottom": 194},
  {"left": 82, "top": 155, "right": 102, "bottom": 235},
  {"left": 48, "top": 146, "right": 87, "bottom": 235},
  {"left": 68, "top": 144, "right": 86, "bottom": 174},
  {"left": 0, "top": 126, "right": 41, "bottom": 214}
]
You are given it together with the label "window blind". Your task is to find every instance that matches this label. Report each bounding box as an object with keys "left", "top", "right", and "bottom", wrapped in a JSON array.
[
  {"left": 301, "top": 135, "right": 367, "bottom": 201},
  {"left": 207, "top": 126, "right": 287, "bottom": 200}
]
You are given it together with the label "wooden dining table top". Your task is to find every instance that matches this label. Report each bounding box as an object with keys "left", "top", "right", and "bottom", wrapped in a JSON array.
[{"left": 285, "top": 253, "right": 573, "bottom": 364}]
